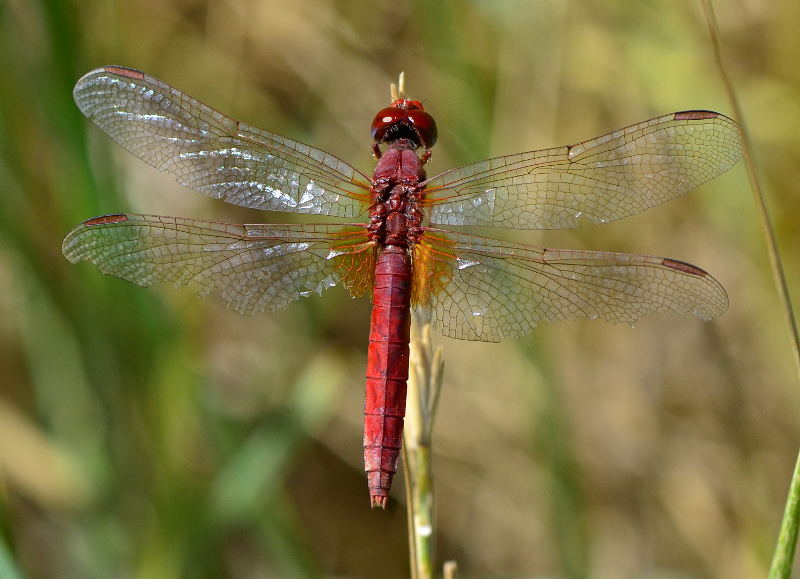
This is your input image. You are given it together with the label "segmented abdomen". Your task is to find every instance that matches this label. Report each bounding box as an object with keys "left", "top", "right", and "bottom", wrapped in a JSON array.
[{"left": 364, "top": 246, "right": 412, "bottom": 508}]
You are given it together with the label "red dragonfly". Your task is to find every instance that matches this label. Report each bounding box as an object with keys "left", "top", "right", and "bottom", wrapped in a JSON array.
[{"left": 63, "top": 66, "right": 743, "bottom": 508}]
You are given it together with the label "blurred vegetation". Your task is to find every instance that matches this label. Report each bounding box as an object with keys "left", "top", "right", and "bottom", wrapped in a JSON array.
[{"left": 1, "top": 0, "right": 799, "bottom": 576}]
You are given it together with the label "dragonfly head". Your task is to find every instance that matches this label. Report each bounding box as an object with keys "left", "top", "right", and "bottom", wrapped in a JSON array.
[{"left": 371, "top": 99, "right": 437, "bottom": 151}]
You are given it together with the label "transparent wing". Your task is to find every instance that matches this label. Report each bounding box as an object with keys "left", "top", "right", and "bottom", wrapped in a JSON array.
[
  {"left": 62, "top": 214, "right": 376, "bottom": 315},
  {"left": 412, "top": 229, "right": 727, "bottom": 342},
  {"left": 423, "top": 111, "right": 743, "bottom": 229},
  {"left": 73, "top": 66, "right": 372, "bottom": 216}
]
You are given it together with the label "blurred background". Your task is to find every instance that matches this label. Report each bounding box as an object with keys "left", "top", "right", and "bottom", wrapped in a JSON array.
[{"left": 1, "top": 0, "right": 798, "bottom": 576}]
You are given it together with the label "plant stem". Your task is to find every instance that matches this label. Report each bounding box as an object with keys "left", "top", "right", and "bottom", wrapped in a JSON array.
[
  {"left": 403, "top": 308, "right": 445, "bottom": 579},
  {"left": 700, "top": 1, "right": 800, "bottom": 576}
]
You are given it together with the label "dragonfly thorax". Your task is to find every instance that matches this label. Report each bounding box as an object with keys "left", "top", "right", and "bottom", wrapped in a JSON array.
[{"left": 367, "top": 144, "right": 426, "bottom": 248}]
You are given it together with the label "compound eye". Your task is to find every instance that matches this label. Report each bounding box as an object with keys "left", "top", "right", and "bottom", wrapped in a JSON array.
[
  {"left": 370, "top": 103, "right": 438, "bottom": 148},
  {"left": 407, "top": 109, "right": 437, "bottom": 148},
  {"left": 371, "top": 107, "right": 405, "bottom": 143}
]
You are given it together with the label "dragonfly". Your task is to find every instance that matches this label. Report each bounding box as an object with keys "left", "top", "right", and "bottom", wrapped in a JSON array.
[{"left": 63, "top": 66, "right": 743, "bottom": 508}]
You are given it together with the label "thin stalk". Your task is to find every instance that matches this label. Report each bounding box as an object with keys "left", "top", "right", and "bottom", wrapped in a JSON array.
[
  {"left": 391, "top": 72, "right": 406, "bottom": 102},
  {"left": 443, "top": 560, "right": 458, "bottom": 578},
  {"left": 699, "top": 1, "right": 800, "bottom": 576},
  {"left": 403, "top": 308, "right": 445, "bottom": 579}
]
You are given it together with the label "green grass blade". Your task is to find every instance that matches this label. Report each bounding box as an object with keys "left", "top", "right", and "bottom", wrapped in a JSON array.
[{"left": 700, "top": 1, "right": 800, "bottom": 576}]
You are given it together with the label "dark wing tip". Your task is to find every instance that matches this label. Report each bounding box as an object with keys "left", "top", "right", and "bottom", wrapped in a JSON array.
[
  {"left": 82, "top": 214, "right": 129, "bottom": 226},
  {"left": 74, "top": 66, "right": 145, "bottom": 104},
  {"left": 673, "top": 110, "right": 721, "bottom": 121},
  {"left": 102, "top": 66, "right": 145, "bottom": 80},
  {"left": 661, "top": 258, "right": 709, "bottom": 276},
  {"left": 62, "top": 215, "right": 130, "bottom": 263},
  {"left": 662, "top": 258, "right": 729, "bottom": 320}
]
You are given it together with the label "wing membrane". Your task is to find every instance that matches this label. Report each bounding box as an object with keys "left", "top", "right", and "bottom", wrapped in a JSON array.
[
  {"left": 412, "top": 229, "right": 727, "bottom": 342},
  {"left": 62, "top": 214, "right": 375, "bottom": 315},
  {"left": 423, "top": 111, "right": 743, "bottom": 229},
  {"left": 73, "top": 66, "right": 371, "bottom": 216}
]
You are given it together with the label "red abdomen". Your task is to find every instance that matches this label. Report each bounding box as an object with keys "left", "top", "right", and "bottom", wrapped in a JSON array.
[{"left": 364, "top": 246, "right": 412, "bottom": 508}]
